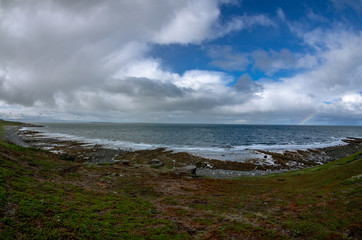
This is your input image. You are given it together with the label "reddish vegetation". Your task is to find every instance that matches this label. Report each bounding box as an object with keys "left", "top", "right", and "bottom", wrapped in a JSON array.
[{"left": 1, "top": 121, "right": 361, "bottom": 239}]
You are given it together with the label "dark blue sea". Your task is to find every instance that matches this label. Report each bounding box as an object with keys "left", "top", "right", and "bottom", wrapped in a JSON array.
[{"left": 24, "top": 123, "right": 362, "bottom": 161}]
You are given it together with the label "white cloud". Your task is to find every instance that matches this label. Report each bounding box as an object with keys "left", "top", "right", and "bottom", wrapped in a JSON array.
[
  {"left": 216, "top": 14, "right": 276, "bottom": 37},
  {"left": 226, "top": 28, "right": 362, "bottom": 123},
  {"left": 0, "top": 0, "right": 224, "bottom": 108},
  {"left": 277, "top": 8, "right": 286, "bottom": 22},
  {"left": 0, "top": 1, "right": 361, "bottom": 125},
  {"left": 0, "top": 0, "right": 274, "bottom": 109},
  {"left": 341, "top": 94, "right": 362, "bottom": 112},
  {"left": 176, "top": 70, "right": 232, "bottom": 92},
  {"left": 306, "top": 10, "right": 328, "bottom": 23},
  {"left": 153, "top": 0, "right": 220, "bottom": 44},
  {"left": 330, "top": 0, "right": 362, "bottom": 13},
  {"left": 154, "top": 1, "right": 276, "bottom": 44},
  {"left": 299, "top": 29, "right": 362, "bottom": 93}
]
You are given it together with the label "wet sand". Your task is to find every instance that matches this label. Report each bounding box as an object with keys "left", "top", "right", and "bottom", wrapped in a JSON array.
[{"left": 3, "top": 124, "right": 362, "bottom": 178}]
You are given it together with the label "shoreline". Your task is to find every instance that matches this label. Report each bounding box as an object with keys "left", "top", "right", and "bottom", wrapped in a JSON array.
[
  {"left": 2, "top": 125, "right": 30, "bottom": 148},
  {"left": 3, "top": 123, "right": 362, "bottom": 178}
]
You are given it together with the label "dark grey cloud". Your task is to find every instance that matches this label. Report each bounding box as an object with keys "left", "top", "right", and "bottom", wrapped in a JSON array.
[
  {"left": 99, "top": 76, "right": 244, "bottom": 113},
  {"left": 0, "top": 0, "right": 361, "bottom": 125},
  {"left": 0, "top": 0, "right": 220, "bottom": 106},
  {"left": 207, "top": 45, "right": 250, "bottom": 71},
  {"left": 252, "top": 48, "right": 297, "bottom": 75},
  {"left": 104, "top": 77, "right": 190, "bottom": 99},
  {"left": 207, "top": 46, "right": 300, "bottom": 76},
  {"left": 234, "top": 74, "right": 263, "bottom": 94}
]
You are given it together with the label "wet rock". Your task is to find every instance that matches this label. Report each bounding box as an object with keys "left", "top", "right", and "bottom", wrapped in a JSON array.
[
  {"left": 196, "top": 168, "right": 287, "bottom": 179},
  {"left": 60, "top": 153, "right": 76, "bottom": 162},
  {"left": 176, "top": 165, "right": 197, "bottom": 174},
  {"left": 121, "top": 160, "right": 130, "bottom": 166},
  {"left": 111, "top": 173, "right": 123, "bottom": 177},
  {"left": 149, "top": 159, "right": 164, "bottom": 168}
]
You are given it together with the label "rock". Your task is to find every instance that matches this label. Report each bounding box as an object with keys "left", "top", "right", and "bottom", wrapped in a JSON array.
[
  {"left": 196, "top": 162, "right": 213, "bottom": 168},
  {"left": 175, "top": 165, "right": 197, "bottom": 174},
  {"left": 60, "top": 153, "right": 76, "bottom": 162},
  {"left": 121, "top": 160, "right": 130, "bottom": 166},
  {"left": 149, "top": 159, "right": 164, "bottom": 168},
  {"left": 111, "top": 173, "right": 123, "bottom": 177}
]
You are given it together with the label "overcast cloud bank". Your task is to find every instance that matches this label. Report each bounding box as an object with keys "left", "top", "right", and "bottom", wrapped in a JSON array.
[{"left": 0, "top": 0, "right": 361, "bottom": 124}]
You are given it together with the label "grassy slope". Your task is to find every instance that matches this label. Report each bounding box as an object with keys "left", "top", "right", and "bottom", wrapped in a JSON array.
[{"left": 0, "top": 119, "right": 361, "bottom": 239}]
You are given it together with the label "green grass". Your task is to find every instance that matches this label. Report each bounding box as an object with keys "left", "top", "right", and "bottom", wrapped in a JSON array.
[
  {"left": 0, "top": 119, "right": 18, "bottom": 136},
  {"left": 0, "top": 119, "right": 361, "bottom": 239},
  {"left": 0, "top": 120, "right": 188, "bottom": 239},
  {"left": 0, "top": 146, "right": 189, "bottom": 239},
  {"left": 196, "top": 151, "right": 362, "bottom": 239}
]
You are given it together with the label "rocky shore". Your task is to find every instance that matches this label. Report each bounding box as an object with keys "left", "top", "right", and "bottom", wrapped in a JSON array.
[
  {"left": 3, "top": 124, "right": 362, "bottom": 178},
  {"left": 2, "top": 126, "right": 30, "bottom": 147}
]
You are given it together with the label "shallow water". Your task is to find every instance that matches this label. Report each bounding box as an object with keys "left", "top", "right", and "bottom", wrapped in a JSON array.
[{"left": 195, "top": 168, "right": 288, "bottom": 178}]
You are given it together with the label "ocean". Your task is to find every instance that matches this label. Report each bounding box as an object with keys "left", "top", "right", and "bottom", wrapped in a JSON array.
[{"left": 24, "top": 123, "right": 362, "bottom": 162}]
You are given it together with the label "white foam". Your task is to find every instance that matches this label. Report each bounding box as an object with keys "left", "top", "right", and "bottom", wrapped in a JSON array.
[
  {"left": 21, "top": 126, "right": 161, "bottom": 151},
  {"left": 168, "top": 139, "right": 347, "bottom": 161}
]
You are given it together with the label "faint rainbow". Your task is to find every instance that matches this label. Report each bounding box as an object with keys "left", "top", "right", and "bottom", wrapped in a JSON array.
[{"left": 299, "top": 112, "right": 318, "bottom": 125}]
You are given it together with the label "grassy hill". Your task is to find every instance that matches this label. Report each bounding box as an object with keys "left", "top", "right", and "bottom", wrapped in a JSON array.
[{"left": 0, "top": 120, "right": 361, "bottom": 239}]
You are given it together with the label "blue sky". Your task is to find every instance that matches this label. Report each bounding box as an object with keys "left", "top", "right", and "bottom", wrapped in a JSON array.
[
  {"left": 0, "top": 0, "right": 361, "bottom": 125},
  {"left": 150, "top": 0, "right": 361, "bottom": 79}
]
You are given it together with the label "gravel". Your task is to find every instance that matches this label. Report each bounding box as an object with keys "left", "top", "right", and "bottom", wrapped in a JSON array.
[{"left": 2, "top": 126, "right": 30, "bottom": 147}]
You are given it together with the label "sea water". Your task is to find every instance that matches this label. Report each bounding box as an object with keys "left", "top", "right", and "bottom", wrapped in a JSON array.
[{"left": 23, "top": 123, "right": 362, "bottom": 161}]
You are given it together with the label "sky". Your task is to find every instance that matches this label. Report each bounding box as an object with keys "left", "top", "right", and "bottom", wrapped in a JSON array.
[{"left": 0, "top": 0, "right": 361, "bottom": 125}]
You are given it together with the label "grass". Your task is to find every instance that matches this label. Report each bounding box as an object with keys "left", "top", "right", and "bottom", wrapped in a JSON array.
[
  {"left": 0, "top": 119, "right": 361, "bottom": 239},
  {"left": 0, "top": 119, "right": 18, "bottom": 136}
]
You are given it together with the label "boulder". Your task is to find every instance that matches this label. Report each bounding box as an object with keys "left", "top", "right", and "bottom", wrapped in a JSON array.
[
  {"left": 149, "top": 159, "right": 164, "bottom": 168},
  {"left": 175, "top": 165, "right": 197, "bottom": 174},
  {"left": 121, "top": 160, "right": 130, "bottom": 166}
]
